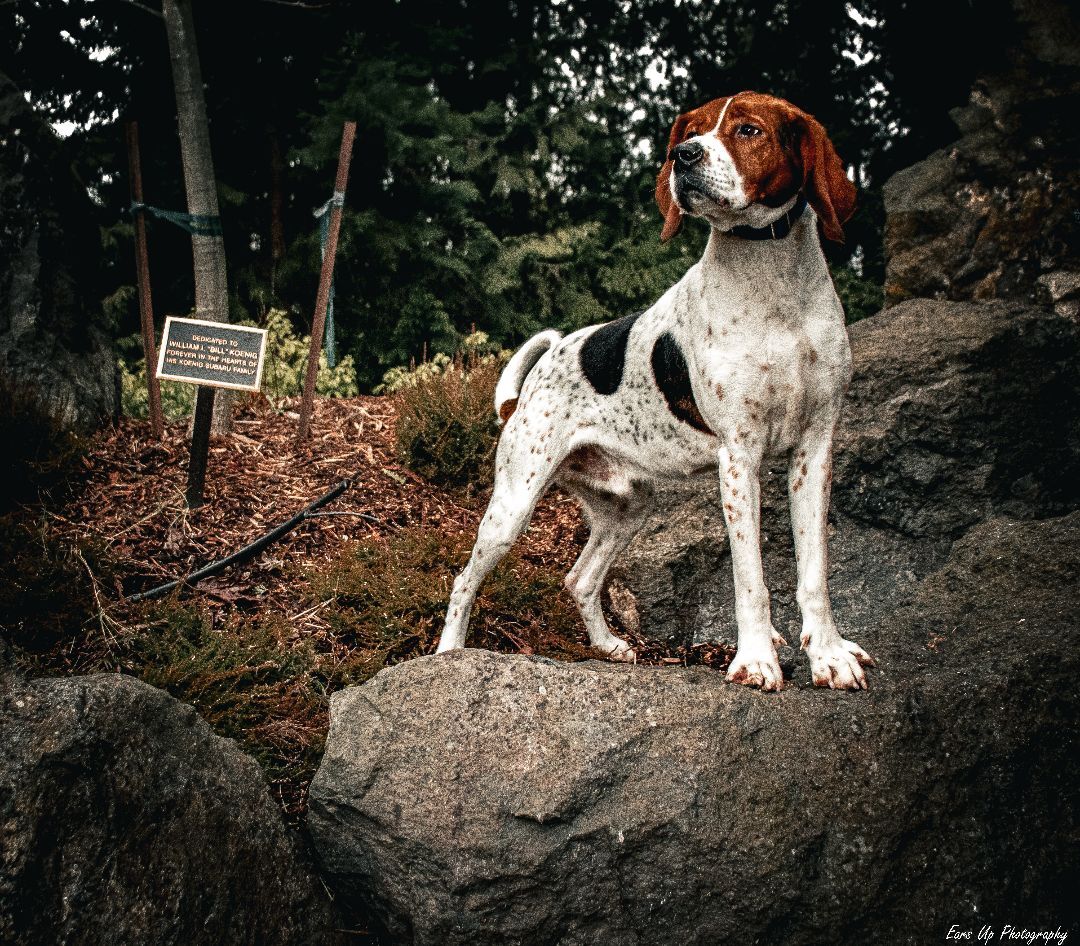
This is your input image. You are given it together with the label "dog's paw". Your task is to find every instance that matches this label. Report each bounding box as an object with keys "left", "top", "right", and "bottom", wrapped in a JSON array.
[
  {"left": 593, "top": 634, "right": 636, "bottom": 663},
  {"left": 771, "top": 629, "right": 789, "bottom": 648},
  {"left": 804, "top": 637, "right": 875, "bottom": 690},
  {"left": 726, "top": 648, "right": 784, "bottom": 692}
]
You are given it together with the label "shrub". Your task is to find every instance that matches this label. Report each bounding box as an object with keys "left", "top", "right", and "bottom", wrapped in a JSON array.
[
  {"left": 119, "top": 308, "right": 359, "bottom": 420},
  {"left": 388, "top": 332, "right": 508, "bottom": 489},
  {"left": 122, "top": 601, "right": 328, "bottom": 794},
  {"left": 119, "top": 359, "right": 196, "bottom": 421},
  {"left": 253, "top": 308, "right": 360, "bottom": 400},
  {"left": 313, "top": 525, "right": 591, "bottom": 684}
]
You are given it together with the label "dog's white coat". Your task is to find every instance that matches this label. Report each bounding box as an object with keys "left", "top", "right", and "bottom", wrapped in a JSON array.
[{"left": 435, "top": 110, "right": 873, "bottom": 691}]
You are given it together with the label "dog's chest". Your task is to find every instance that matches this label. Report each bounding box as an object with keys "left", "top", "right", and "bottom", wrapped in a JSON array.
[{"left": 688, "top": 276, "right": 848, "bottom": 453}]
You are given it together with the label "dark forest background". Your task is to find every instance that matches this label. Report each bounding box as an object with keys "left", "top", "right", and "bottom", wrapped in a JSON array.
[{"left": 2, "top": 0, "right": 1015, "bottom": 390}]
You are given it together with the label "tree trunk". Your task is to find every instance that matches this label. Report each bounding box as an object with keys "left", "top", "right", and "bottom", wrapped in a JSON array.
[
  {"left": 162, "top": 0, "right": 232, "bottom": 434},
  {"left": 269, "top": 129, "right": 285, "bottom": 296}
]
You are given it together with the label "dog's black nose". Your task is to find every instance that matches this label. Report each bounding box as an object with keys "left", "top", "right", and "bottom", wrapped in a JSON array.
[{"left": 674, "top": 141, "right": 704, "bottom": 166}]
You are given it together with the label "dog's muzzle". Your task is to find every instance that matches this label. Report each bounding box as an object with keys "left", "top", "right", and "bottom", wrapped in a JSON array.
[
  {"left": 674, "top": 170, "right": 732, "bottom": 210},
  {"left": 672, "top": 140, "right": 739, "bottom": 211}
]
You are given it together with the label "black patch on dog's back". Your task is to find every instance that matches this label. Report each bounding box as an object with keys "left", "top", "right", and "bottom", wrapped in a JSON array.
[
  {"left": 651, "top": 332, "right": 715, "bottom": 435},
  {"left": 580, "top": 311, "right": 643, "bottom": 395}
]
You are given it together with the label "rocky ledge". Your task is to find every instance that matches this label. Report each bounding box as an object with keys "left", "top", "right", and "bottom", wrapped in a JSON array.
[{"left": 308, "top": 295, "right": 1080, "bottom": 945}]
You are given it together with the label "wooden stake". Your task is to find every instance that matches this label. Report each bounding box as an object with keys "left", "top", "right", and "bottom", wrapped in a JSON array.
[
  {"left": 186, "top": 385, "right": 215, "bottom": 508},
  {"left": 125, "top": 120, "right": 165, "bottom": 438},
  {"left": 298, "top": 121, "right": 356, "bottom": 442}
]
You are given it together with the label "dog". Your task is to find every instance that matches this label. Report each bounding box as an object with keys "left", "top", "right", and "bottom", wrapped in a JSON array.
[{"left": 435, "top": 91, "right": 875, "bottom": 691}]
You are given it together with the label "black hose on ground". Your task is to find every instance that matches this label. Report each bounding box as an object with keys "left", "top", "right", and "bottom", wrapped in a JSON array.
[{"left": 126, "top": 477, "right": 353, "bottom": 603}]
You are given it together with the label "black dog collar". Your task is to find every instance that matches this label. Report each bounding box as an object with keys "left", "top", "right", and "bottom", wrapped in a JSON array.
[{"left": 729, "top": 193, "right": 808, "bottom": 241}]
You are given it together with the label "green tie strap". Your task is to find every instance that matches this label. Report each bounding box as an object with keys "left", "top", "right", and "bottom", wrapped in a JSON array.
[
  {"left": 313, "top": 191, "right": 346, "bottom": 368},
  {"left": 129, "top": 201, "right": 223, "bottom": 237}
]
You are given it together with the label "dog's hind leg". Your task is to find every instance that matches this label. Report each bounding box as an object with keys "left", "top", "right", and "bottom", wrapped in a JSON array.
[
  {"left": 436, "top": 425, "right": 566, "bottom": 654},
  {"left": 436, "top": 481, "right": 545, "bottom": 653},
  {"left": 564, "top": 484, "right": 654, "bottom": 661}
]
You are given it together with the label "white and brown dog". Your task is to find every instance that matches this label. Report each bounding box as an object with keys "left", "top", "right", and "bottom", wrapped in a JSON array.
[{"left": 435, "top": 91, "right": 875, "bottom": 691}]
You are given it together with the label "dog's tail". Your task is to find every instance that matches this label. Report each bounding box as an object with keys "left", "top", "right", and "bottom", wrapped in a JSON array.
[{"left": 494, "top": 329, "right": 562, "bottom": 424}]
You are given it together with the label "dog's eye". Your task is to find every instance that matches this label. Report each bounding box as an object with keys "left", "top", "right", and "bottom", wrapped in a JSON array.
[
  {"left": 735, "top": 124, "right": 762, "bottom": 138},
  {"left": 683, "top": 126, "right": 698, "bottom": 140}
]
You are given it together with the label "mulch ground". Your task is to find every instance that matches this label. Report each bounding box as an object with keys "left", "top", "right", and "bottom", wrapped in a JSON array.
[{"left": 49, "top": 394, "right": 584, "bottom": 641}]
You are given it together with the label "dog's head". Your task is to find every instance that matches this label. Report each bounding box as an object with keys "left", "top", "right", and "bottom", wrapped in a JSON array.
[{"left": 655, "top": 91, "right": 856, "bottom": 243}]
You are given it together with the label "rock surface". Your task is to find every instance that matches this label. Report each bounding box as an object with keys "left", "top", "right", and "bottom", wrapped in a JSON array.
[
  {"left": 882, "top": 0, "right": 1080, "bottom": 309},
  {"left": 613, "top": 297, "right": 1080, "bottom": 648},
  {"left": 0, "top": 669, "right": 342, "bottom": 946},
  {"left": 308, "top": 509, "right": 1080, "bottom": 945},
  {"left": 0, "top": 70, "right": 116, "bottom": 429}
]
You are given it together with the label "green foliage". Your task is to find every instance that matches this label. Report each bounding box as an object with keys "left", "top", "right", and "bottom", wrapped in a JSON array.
[
  {"left": 388, "top": 336, "right": 507, "bottom": 488},
  {"left": 0, "top": 378, "right": 87, "bottom": 512},
  {"left": 375, "top": 330, "right": 501, "bottom": 394},
  {"left": 9, "top": 1, "right": 968, "bottom": 392},
  {"left": 119, "top": 308, "right": 358, "bottom": 420},
  {"left": 119, "top": 358, "right": 196, "bottom": 422},
  {"left": 483, "top": 219, "right": 706, "bottom": 336},
  {"left": 832, "top": 263, "right": 886, "bottom": 324},
  {"left": 249, "top": 308, "right": 359, "bottom": 400}
]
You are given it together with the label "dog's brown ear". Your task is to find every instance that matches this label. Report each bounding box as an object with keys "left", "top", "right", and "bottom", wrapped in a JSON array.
[
  {"left": 656, "top": 112, "right": 691, "bottom": 242},
  {"left": 794, "top": 111, "right": 856, "bottom": 243}
]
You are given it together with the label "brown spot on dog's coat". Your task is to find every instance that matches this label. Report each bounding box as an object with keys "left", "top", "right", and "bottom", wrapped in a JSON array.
[
  {"left": 498, "top": 397, "right": 518, "bottom": 422},
  {"left": 562, "top": 445, "right": 613, "bottom": 482},
  {"left": 676, "top": 396, "right": 715, "bottom": 435}
]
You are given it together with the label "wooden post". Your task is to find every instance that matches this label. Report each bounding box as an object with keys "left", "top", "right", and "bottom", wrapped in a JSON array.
[
  {"left": 297, "top": 121, "right": 356, "bottom": 442},
  {"left": 125, "top": 120, "right": 165, "bottom": 438},
  {"left": 186, "top": 385, "right": 215, "bottom": 508}
]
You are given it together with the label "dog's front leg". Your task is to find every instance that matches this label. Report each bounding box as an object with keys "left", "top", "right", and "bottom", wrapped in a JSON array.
[
  {"left": 789, "top": 427, "right": 874, "bottom": 689},
  {"left": 718, "top": 440, "right": 784, "bottom": 691}
]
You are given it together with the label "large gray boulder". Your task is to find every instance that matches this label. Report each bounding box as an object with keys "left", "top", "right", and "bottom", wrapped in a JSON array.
[
  {"left": 308, "top": 511, "right": 1080, "bottom": 945},
  {"left": 308, "top": 294, "right": 1080, "bottom": 943},
  {"left": 0, "top": 670, "right": 342, "bottom": 945}
]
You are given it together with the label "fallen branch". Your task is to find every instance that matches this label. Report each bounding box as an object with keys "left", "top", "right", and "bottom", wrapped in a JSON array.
[{"left": 126, "top": 478, "right": 353, "bottom": 602}]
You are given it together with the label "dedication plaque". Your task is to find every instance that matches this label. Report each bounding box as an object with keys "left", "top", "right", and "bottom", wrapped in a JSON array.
[{"left": 155, "top": 317, "right": 268, "bottom": 392}]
